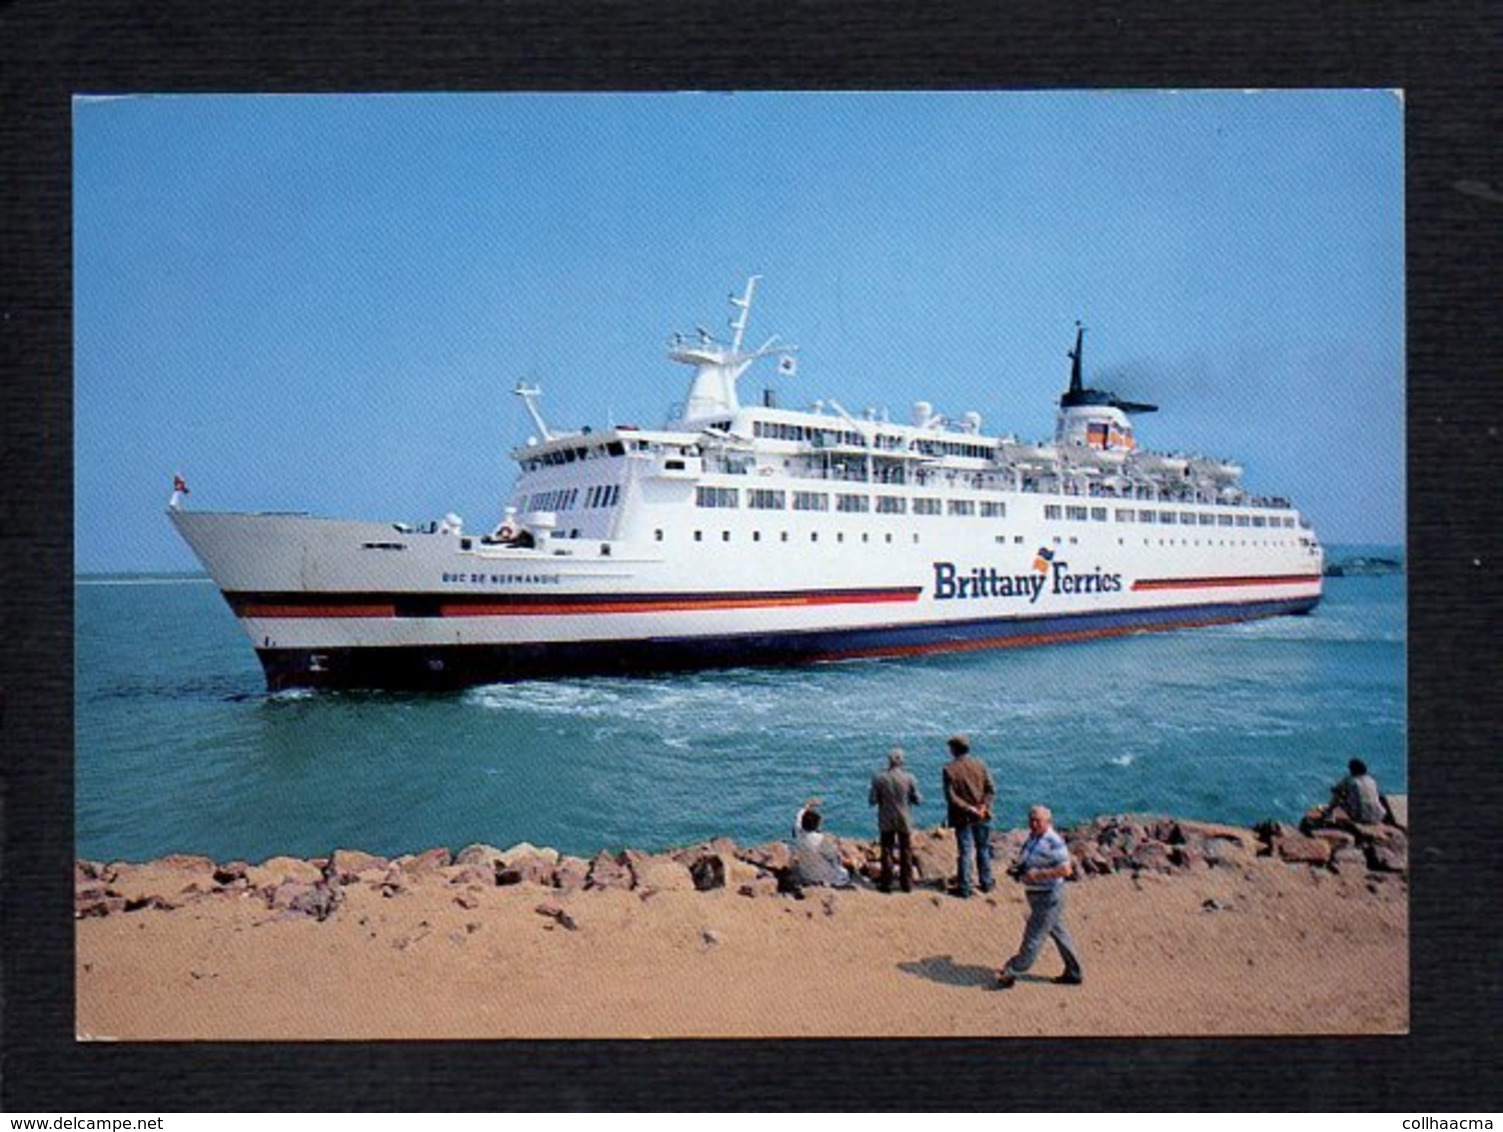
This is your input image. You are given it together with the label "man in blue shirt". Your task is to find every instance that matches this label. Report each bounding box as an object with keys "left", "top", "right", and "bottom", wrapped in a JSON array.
[{"left": 996, "top": 805, "right": 1084, "bottom": 988}]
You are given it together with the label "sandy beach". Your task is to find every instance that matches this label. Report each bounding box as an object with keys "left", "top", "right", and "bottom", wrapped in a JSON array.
[{"left": 76, "top": 812, "right": 1408, "bottom": 1041}]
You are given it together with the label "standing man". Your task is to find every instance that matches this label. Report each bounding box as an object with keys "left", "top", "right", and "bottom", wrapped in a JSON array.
[
  {"left": 941, "top": 734, "right": 995, "bottom": 898},
  {"left": 869, "top": 748, "right": 923, "bottom": 893},
  {"left": 996, "top": 805, "right": 1083, "bottom": 988}
]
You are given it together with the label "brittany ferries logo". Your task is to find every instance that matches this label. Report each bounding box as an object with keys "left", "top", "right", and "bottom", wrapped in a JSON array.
[{"left": 931, "top": 547, "right": 1124, "bottom": 604}]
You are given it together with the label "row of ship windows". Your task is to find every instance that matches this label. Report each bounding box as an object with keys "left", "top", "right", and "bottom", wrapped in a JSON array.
[
  {"left": 525, "top": 485, "right": 1296, "bottom": 530},
  {"left": 748, "top": 420, "right": 992, "bottom": 458},
  {"left": 1043, "top": 504, "right": 1297, "bottom": 529},
  {"left": 651, "top": 528, "right": 1302, "bottom": 550},
  {"left": 521, "top": 485, "right": 620, "bottom": 512},
  {"left": 699, "top": 487, "right": 1295, "bottom": 529},
  {"left": 520, "top": 441, "right": 635, "bottom": 471},
  {"left": 698, "top": 486, "right": 1004, "bottom": 517}
]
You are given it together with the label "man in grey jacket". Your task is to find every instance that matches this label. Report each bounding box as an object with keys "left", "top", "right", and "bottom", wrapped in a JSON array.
[{"left": 869, "top": 748, "right": 923, "bottom": 893}]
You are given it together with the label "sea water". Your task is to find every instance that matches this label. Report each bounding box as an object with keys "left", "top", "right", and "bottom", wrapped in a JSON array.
[{"left": 75, "top": 548, "right": 1406, "bottom": 863}]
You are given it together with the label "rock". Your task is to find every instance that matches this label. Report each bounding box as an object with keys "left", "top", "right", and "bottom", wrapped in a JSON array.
[
  {"left": 1297, "top": 806, "right": 1329, "bottom": 836},
  {"left": 1070, "top": 840, "right": 1114, "bottom": 876},
  {"left": 1128, "top": 841, "right": 1174, "bottom": 874},
  {"left": 213, "top": 861, "right": 250, "bottom": 886},
  {"left": 1202, "top": 838, "right": 1252, "bottom": 869},
  {"left": 75, "top": 893, "right": 127, "bottom": 918},
  {"left": 247, "top": 856, "right": 323, "bottom": 888},
  {"left": 1365, "top": 829, "right": 1409, "bottom": 873},
  {"left": 552, "top": 856, "right": 590, "bottom": 892},
  {"left": 633, "top": 855, "right": 695, "bottom": 894},
  {"left": 76, "top": 860, "right": 104, "bottom": 882},
  {"left": 107, "top": 859, "right": 217, "bottom": 905},
  {"left": 1309, "top": 828, "right": 1357, "bottom": 853},
  {"left": 158, "top": 853, "right": 217, "bottom": 872},
  {"left": 1172, "top": 820, "right": 1259, "bottom": 855},
  {"left": 453, "top": 891, "right": 480, "bottom": 910},
  {"left": 688, "top": 854, "right": 727, "bottom": 892},
  {"left": 993, "top": 828, "right": 1028, "bottom": 862},
  {"left": 1169, "top": 843, "right": 1205, "bottom": 870},
  {"left": 496, "top": 852, "right": 556, "bottom": 887},
  {"left": 534, "top": 903, "right": 578, "bottom": 931},
  {"left": 707, "top": 836, "right": 740, "bottom": 859},
  {"left": 503, "top": 842, "right": 560, "bottom": 867},
  {"left": 909, "top": 831, "right": 956, "bottom": 888},
  {"left": 701, "top": 928, "right": 722, "bottom": 947},
  {"left": 123, "top": 895, "right": 179, "bottom": 913},
  {"left": 736, "top": 877, "right": 780, "bottom": 899},
  {"left": 724, "top": 856, "right": 763, "bottom": 886},
  {"left": 1329, "top": 846, "right": 1368, "bottom": 874},
  {"left": 379, "top": 867, "right": 405, "bottom": 898},
  {"left": 269, "top": 880, "right": 340, "bottom": 921},
  {"left": 454, "top": 843, "right": 507, "bottom": 868},
  {"left": 445, "top": 865, "right": 495, "bottom": 888},
  {"left": 1382, "top": 794, "right": 1408, "bottom": 831},
  {"left": 584, "top": 851, "right": 633, "bottom": 891},
  {"left": 1274, "top": 833, "right": 1333, "bottom": 866},
  {"left": 394, "top": 847, "right": 452, "bottom": 878},
  {"left": 1255, "top": 820, "right": 1301, "bottom": 850},
  {"left": 1146, "top": 819, "right": 1179, "bottom": 843},
  {"left": 1094, "top": 816, "right": 1157, "bottom": 855},
  {"left": 329, "top": 849, "right": 388, "bottom": 883},
  {"left": 738, "top": 842, "right": 792, "bottom": 874}
]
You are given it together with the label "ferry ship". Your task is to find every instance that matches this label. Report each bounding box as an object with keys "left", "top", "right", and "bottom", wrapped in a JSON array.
[{"left": 169, "top": 278, "right": 1323, "bottom": 690}]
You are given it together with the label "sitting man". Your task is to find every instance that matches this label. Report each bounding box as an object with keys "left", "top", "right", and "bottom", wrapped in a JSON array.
[
  {"left": 1329, "top": 757, "right": 1384, "bottom": 824},
  {"left": 791, "top": 805, "right": 853, "bottom": 889}
]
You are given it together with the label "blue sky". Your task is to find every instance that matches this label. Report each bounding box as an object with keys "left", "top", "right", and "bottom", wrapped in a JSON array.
[{"left": 74, "top": 91, "right": 1403, "bottom": 572}]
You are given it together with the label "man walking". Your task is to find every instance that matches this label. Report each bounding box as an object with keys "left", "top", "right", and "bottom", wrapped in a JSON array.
[
  {"left": 996, "top": 805, "right": 1083, "bottom": 988},
  {"left": 869, "top": 748, "right": 923, "bottom": 893},
  {"left": 941, "top": 734, "right": 995, "bottom": 898}
]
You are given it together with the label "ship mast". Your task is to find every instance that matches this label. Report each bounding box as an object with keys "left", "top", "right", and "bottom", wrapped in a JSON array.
[
  {"left": 670, "top": 275, "right": 791, "bottom": 421},
  {"left": 513, "top": 382, "right": 555, "bottom": 441},
  {"left": 728, "top": 275, "right": 758, "bottom": 353}
]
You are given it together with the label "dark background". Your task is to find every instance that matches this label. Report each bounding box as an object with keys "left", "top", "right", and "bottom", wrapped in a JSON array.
[{"left": 4, "top": 0, "right": 1500, "bottom": 1112}]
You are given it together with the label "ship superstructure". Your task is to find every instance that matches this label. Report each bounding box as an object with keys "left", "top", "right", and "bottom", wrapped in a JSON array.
[{"left": 170, "top": 278, "right": 1322, "bottom": 690}]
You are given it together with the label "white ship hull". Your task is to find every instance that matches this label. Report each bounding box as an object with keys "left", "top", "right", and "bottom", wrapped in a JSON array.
[
  {"left": 171, "top": 500, "right": 1321, "bottom": 691},
  {"left": 168, "top": 280, "right": 1323, "bottom": 690}
]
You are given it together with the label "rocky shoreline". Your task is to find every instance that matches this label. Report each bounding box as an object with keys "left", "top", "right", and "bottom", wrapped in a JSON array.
[
  {"left": 76, "top": 798, "right": 1408, "bottom": 923},
  {"left": 76, "top": 795, "right": 1409, "bottom": 1039}
]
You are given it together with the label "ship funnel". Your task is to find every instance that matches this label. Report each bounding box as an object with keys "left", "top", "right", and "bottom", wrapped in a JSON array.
[
  {"left": 1068, "top": 323, "right": 1085, "bottom": 398},
  {"left": 1058, "top": 322, "right": 1158, "bottom": 416}
]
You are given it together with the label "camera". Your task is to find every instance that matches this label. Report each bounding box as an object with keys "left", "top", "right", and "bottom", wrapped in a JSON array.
[{"left": 1007, "top": 862, "right": 1026, "bottom": 881}]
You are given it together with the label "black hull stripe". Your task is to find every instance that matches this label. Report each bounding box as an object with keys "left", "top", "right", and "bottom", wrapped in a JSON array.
[
  {"left": 226, "top": 585, "right": 923, "bottom": 619},
  {"left": 252, "top": 594, "right": 1320, "bottom": 691}
]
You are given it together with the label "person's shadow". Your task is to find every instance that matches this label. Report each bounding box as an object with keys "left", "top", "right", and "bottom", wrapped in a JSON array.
[{"left": 897, "top": 954, "right": 998, "bottom": 989}]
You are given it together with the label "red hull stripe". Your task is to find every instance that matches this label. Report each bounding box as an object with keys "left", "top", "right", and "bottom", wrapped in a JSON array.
[
  {"left": 808, "top": 610, "right": 1264, "bottom": 661},
  {"left": 437, "top": 591, "right": 913, "bottom": 617},
  {"left": 1131, "top": 574, "right": 1322, "bottom": 592},
  {"left": 244, "top": 603, "right": 399, "bottom": 619},
  {"left": 231, "top": 586, "right": 922, "bottom": 620}
]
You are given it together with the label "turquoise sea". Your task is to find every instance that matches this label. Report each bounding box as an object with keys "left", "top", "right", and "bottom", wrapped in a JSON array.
[{"left": 75, "top": 546, "right": 1406, "bottom": 863}]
